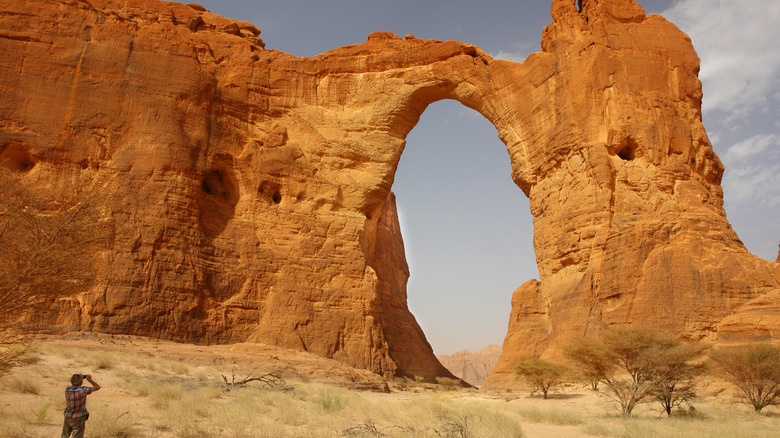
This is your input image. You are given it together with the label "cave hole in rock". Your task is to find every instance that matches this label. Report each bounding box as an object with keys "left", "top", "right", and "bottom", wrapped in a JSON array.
[
  {"left": 392, "top": 99, "right": 538, "bottom": 357},
  {"left": 614, "top": 136, "right": 639, "bottom": 161},
  {"left": 617, "top": 145, "right": 636, "bottom": 161},
  {"left": 202, "top": 170, "right": 230, "bottom": 199},
  {"left": 0, "top": 142, "right": 38, "bottom": 172},
  {"left": 198, "top": 161, "right": 239, "bottom": 237},
  {"left": 259, "top": 180, "right": 282, "bottom": 204}
]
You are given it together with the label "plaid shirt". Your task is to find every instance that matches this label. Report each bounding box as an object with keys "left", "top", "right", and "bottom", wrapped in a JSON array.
[{"left": 63, "top": 385, "right": 94, "bottom": 418}]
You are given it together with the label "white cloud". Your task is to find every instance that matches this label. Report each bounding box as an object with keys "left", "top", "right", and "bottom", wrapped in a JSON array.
[
  {"left": 723, "top": 163, "right": 780, "bottom": 207},
  {"left": 721, "top": 134, "right": 780, "bottom": 166},
  {"left": 719, "top": 134, "right": 780, "bottom": 207},
  {"left": 490, "top": 40, "right": 536, "bottom": 63},
  {"left": 662, "top": 0, "right": 780, "bottom": 124},
  {"left": 491, "top": 50, "right": 528, "bottom": 63}
]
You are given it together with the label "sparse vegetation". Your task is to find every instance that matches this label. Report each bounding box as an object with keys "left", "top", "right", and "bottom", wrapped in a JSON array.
[
  {"left": 513, "top": 358, "right": 569, "bottom": 399},
  {"left": 1, "top": 335, "right": 779, "bottom": 438},
  {"left": 317, "top": 388, "right": 349, "bottom": 412},
  {"left": 0, "top": 337, "right": 33, "bottom": 378},
  {"left": 7, "top": 375, "right": 42, "bottom": 395},
  {"left": 649, "top": 340, "right": 708, "bottom": 416},
  {"left": 0, "top": 170, "right": 109, "bottom": 320},
  {"left": 221, "top": 369, "right": 293, "bottom": 392},
  {"left": 0, "top": 171, "right": 109, "bottom": 378},
  {"left": 710, "top": 343, "right": 780, "bottom": 413},
  {"left": 92, "top": 351, "right": 116, "bottom": 370},
  {"left": 565, "top": 326, "right": 706, "bottom": 417},
  {"left": 514, "top": 404, "right": 584, "bottom": 426},
  {"left": 17, "top": 401, "right": 51, "bottom": 426},
  {"left": 89, "top": 405, "right": 138, "bottom": 438},
  {"left": 149, "top": 383, "right": 185, "bottom": 409}
]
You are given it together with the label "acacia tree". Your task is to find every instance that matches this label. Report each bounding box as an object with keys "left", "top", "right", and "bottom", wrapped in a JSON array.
[
  {"left": 565, "top": 327, "right": 706, "bottom": 417},
  {"left": 514, "top": 358, "right": 569, "bottom": 399},
  {"left": 565, "top": 337, "right": 611, "bottom": 392},
  {"left": 710, "top": 344, "right": 780, "bottom": 413},
  {"left": 0, "top": 169, "right": 108, "bottom": 376},
  {"left": 647, "top": 341, "right": 708, "bottom": 416},
  {"left": 0, "top": 169, "right": 108, "bottom": 321}
]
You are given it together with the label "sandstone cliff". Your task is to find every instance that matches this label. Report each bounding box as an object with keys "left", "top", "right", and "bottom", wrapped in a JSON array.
[
  {"left": 437, "top": 345, "right": 502, "bottom": 387},
  {"left": 2, "top": 0, "right": 779, "bottom": 385},
  {"left": 483, "top": 0, "right": 780, "bottom": 388}
]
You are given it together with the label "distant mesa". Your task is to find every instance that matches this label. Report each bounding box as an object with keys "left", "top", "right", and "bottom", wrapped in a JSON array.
[
  {"left": 437, "top": 345, "right": 502, "bottom": 387},
  {"left": 2, "top": 0, "right": 779, "bottom": 389}
]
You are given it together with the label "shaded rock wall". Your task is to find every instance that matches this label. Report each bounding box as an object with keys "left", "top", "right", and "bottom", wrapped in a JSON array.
[{"left": 1, "top": 0, "right": 778, "bottom": 383}]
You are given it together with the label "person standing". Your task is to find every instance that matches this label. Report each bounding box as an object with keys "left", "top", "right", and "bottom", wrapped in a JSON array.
[{"left": 62, "top": 373, "right": 100, "bottom": 438}]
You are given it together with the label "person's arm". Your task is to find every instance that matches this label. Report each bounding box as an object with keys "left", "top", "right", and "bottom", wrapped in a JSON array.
[{"left": 85, "top": 375, "right": 100, "bottom": 392}]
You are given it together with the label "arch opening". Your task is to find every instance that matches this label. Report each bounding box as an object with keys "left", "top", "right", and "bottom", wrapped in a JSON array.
[{"left": 391, "top": 99, "right": 538, "bottom": 365}]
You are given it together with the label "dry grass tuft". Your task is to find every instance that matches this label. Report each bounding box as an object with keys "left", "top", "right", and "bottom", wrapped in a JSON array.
[
  {"left": 89, "top": 405, "right": 138, "bottom": 438},
  {"left": 149, "top": 383, "right": 184, "bottom": 409},
  {"left": 515, "top": 404, "right": 585, "bottom": 426},
  {"left": 16, "top": 400, "right": 52, "bottom": 426},
  {"left": 3, "top": 337, "right": 780, "bottom": 438},
  {"left": 6, "top": 376, "right": 42, "bottom": 394}
]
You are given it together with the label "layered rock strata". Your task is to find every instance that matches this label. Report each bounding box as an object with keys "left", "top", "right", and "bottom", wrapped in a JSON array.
[{"left": 1, "top": 0, "right": 778, "bottom": 384}]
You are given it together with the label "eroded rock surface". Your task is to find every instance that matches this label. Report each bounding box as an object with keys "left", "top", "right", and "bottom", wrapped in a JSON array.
[
  {"left": 437, "top": 345, "right": 502, "bottom": 387},
  {"left": 2, "top": 0, "right": 778, "bottom": 383}
]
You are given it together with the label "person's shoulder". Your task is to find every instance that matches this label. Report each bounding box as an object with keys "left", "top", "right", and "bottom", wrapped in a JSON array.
[{"left": 67, "top": 386, "right": 93, "bottom": 394}]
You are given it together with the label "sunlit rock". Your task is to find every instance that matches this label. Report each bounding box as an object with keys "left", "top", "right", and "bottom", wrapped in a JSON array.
[{"left": 2, "top": 0, "right": 778, "bottom": 385}]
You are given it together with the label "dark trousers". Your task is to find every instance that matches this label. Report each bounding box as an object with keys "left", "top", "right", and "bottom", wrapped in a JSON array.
[{"left": 62, "top": 415, "right": 86, "bottom": 438}]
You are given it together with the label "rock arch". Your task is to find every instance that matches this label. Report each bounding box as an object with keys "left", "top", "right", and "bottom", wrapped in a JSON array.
[{"left": 2, "top": 0, "right": 779, "bottom": 384}]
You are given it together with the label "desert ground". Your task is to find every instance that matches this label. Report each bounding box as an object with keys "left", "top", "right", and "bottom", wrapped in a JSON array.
[{"left": 1, "top": 333, "right": 778, "bottom": 438}]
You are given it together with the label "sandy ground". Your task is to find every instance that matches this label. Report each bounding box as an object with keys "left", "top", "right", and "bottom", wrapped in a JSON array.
[{"left": 1, "top": 333, "right": 779, "bottom": 438}]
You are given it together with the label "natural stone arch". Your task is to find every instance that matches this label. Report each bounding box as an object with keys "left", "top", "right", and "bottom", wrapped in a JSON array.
[
  {"left": 2, "top": 0, "right": 779, "bottom": 385},
  {"left": 372, "top": 96, "right": 528, "bottom": 380}
]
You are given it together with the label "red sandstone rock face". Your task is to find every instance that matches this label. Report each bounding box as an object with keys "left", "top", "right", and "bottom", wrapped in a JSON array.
[
  {"left": 484, "top": 0, "right": 780, "bottom": 389},
  {"left": 2, "top": 0, "right": 779, "bottom": 384}
]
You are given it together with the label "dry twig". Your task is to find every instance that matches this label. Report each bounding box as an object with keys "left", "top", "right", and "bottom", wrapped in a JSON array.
[{"left": 220, "top": 369, "right": 294, "bottom": 392}]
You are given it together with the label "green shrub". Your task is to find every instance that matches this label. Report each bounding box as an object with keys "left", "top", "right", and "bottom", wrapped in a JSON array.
[{"left": 318, "top": 389, "right": 348, "bottom": 412}]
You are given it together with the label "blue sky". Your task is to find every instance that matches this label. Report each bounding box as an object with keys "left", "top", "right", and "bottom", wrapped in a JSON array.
[{"left": 197, "top": 0, "right": 780, "bottom": 355}]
